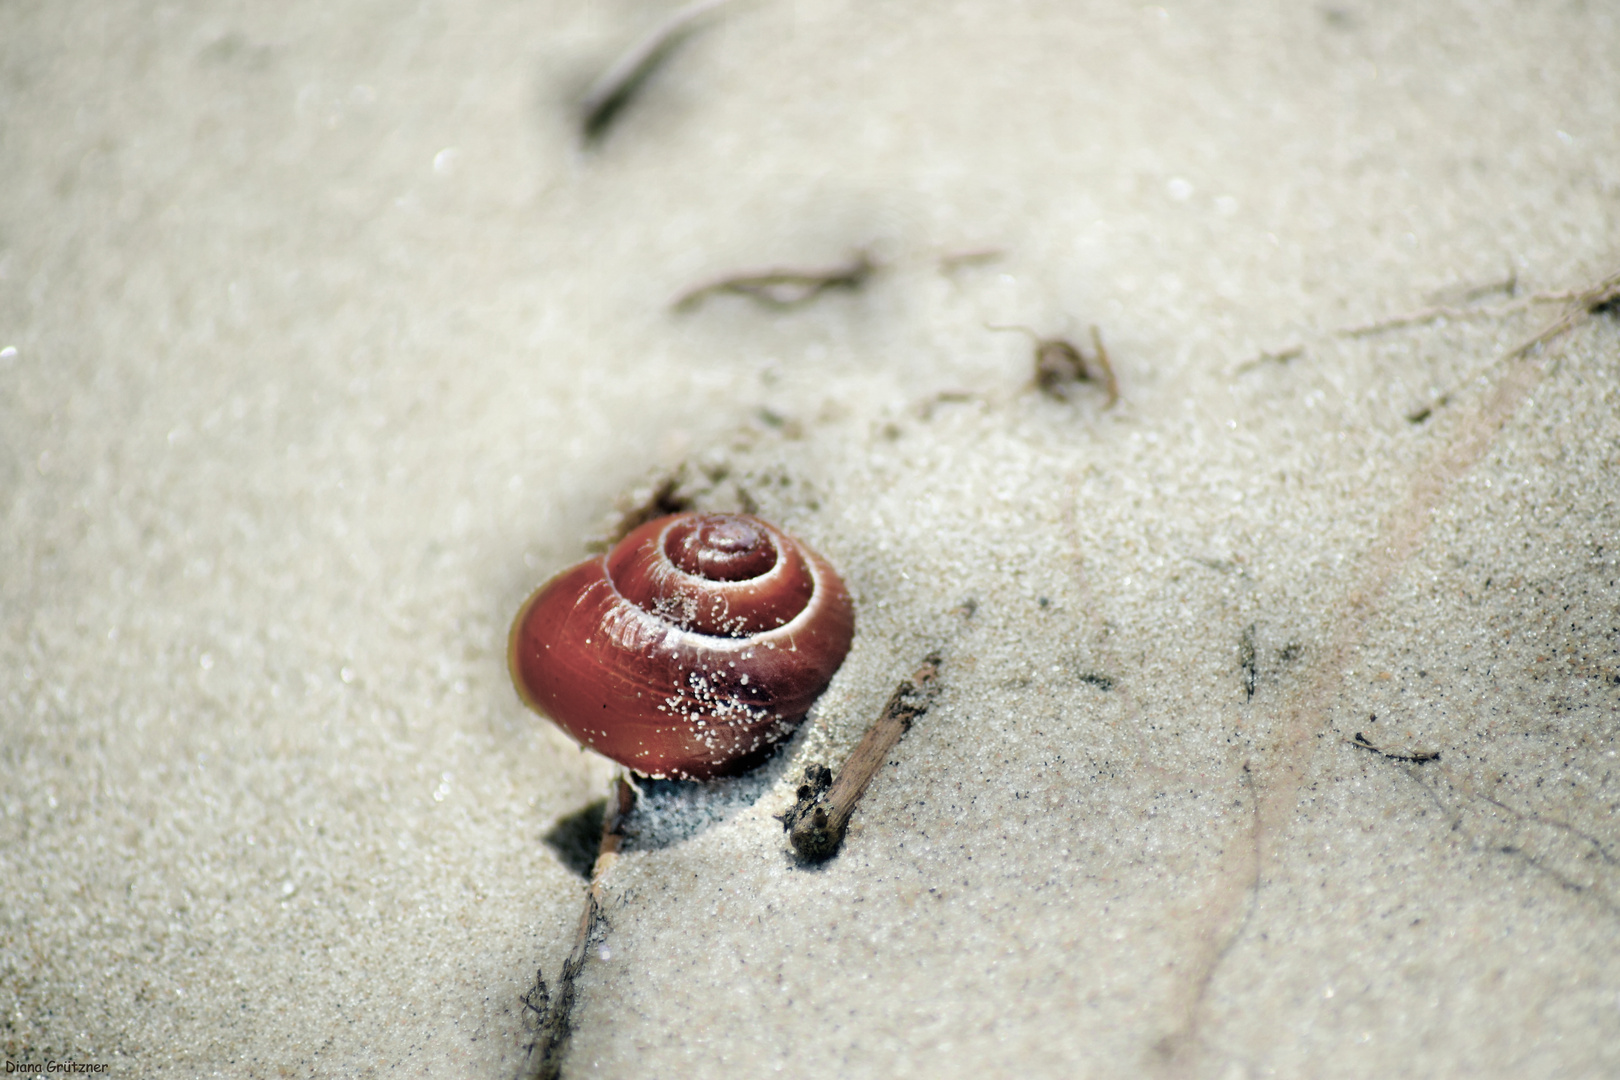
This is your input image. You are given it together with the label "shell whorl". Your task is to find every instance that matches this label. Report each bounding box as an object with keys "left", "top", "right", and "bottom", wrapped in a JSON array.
[{"left": 508, "top": 513, "right": 855, "bottom": 780}]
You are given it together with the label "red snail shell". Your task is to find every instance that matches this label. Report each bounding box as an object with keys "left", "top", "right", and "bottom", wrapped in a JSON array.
[{"left": 508, "top": 512, "right": 856, "bottom": 780}]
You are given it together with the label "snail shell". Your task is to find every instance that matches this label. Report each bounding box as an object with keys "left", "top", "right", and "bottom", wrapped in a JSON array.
[{"left": 508, "top": 512, "right": 855, "bottom": 780}]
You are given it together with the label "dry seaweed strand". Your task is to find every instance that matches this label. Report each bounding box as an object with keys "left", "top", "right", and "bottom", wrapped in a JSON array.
[
  {"left": 781, "top": 652, "right": 942, "bottom": 861},
  {"left": 579, "top": 0, "right": 732, "bottom": 143},
  {"left": 1339, "top": 278, "right": 1587, "bottom": 338},
  {"left": 673, "top": 252, "right": 875, "bottom": 312},
  {"left": 1403, "top": 268, "right": 1620, "bottom": 419},
  {"left": 1497, "top": 269, "right": 1620, "bottom": 359},
  {"left": 1239, "top": 267, "right": 1619, "bottom": 375},
  {"left": 517, "top": 775, "right": 636, "bottom": 1080}
]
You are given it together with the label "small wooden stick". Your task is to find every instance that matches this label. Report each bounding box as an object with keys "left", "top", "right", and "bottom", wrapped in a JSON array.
[
  {"left": 518, "top": 775, "right": 636, "bottom": 1080},
  {"left": 783, "top": 653, "right": 942, "bottom": 861}
]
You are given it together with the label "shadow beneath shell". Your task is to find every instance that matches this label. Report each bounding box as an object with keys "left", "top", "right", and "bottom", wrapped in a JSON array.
[
  {"left": 621, "top": 743, "right": 797, "bottom": 853},
  {"left": 542, "top": 743, "right": 801, "bottom": 878},
  {"left": 542, "top": 798, "right": 609, "bottom": 878}
]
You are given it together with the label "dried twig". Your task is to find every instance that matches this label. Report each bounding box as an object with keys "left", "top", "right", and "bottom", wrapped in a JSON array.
[
  {"left": 1339, "top": 273, "right": 1611, "bottom": 339},
  {"left": 1397, "top": 269, "right": 1620, "bottom": 420},
  {"left": 1499, "top": 270, "right": 1620, "bottom": 360},
  {"left": 673, "top": 252, "right": 875, "bottom": 312},
  {"left": 1241, "top": 268, "right": 1619, "bottom": 404},
  {"left": 781, "top": 652, "right": 942, "bottom": 861},
  {"left": 1345, "top": 731, "right": 1440, "bottom": 764},
  {"left": 1341, "top": 299, "right": 1540, "bottom": 338},
  {"left": 517, "top": 776, "right": 636, "bottom": 1080},
  {"left": 579, "top": 0, "right": 732, "bottom": 143}
]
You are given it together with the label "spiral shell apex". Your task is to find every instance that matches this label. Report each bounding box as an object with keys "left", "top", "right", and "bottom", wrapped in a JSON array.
[{"left": 508, "top": 513, "right": 856, "bottom": 780}]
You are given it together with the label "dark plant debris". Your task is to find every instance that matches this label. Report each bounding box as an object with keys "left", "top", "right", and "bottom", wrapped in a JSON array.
[
  {"left": 597, "top": 459, "right": 763, "bottom": 548},
  {"left": 1406, "top": 394, "right": 1451, "bottom": 424},
  {"left": 1240, "top": 624, "right": 1258, "bottom": 701},
  {"left": 673, "top": 252, "right": 875, "bottom": 312},
  {"left": 1347, "top": 731, "right": 1440, "bottom": 764},
  {"left": 579, "top": 0, "right": 731, "bottom": 144},
  {"left": 777, "top": 764, "right": 833, "bottom": 836},
  {"left": 1234, "top": 344, "right": 1305, "bottom": 373},
  {"left": 989, "top": 323, "right": 1118, "bottom": 407},
  {"left": 518, "top": 777, "right": 636, "bottom": 1080}
]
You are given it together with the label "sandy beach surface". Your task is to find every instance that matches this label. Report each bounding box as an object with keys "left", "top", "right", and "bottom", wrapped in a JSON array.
[{"left": 3, "top": 1, "right": 1618, "bottom": 1076}]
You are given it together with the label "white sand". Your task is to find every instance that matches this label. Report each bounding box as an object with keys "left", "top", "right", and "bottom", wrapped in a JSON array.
[{"left": 3, "top": 0, "right": 1617, "bottom": 1075}]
